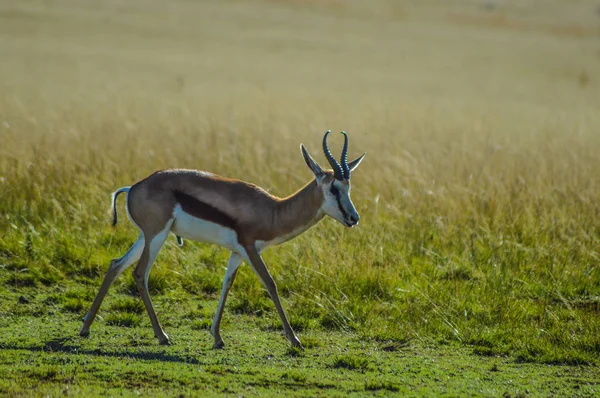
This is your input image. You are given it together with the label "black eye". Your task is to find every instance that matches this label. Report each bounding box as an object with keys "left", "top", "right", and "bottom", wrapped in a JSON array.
[{"left": 330, "top": 184, "right": 339, "bottom": 196}]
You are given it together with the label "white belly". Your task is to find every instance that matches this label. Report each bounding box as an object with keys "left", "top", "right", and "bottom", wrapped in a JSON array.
[{"left": 171, "top": 205, "right": 239, "bottom": 251}]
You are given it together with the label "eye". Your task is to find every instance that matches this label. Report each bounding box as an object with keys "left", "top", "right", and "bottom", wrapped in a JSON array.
[{"left": 330, "top": 184, "right": 339, "bottom": 196}]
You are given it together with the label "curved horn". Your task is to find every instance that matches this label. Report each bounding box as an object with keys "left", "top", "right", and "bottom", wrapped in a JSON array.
[
  {"left": 340, "top": 131, "right": 350, "bottom": 179},
  {"left": 322, "top": 130, "right": 344, "bottom": 180}
]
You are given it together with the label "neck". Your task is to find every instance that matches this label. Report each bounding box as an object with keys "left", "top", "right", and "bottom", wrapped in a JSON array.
[{"left": 273, "top": 179, "right": 324, "bottom": 240}]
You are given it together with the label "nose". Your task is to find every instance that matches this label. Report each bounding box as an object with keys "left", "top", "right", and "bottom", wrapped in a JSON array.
[{"left": 349, "top": 213, "right": 360, "bottom": 225}]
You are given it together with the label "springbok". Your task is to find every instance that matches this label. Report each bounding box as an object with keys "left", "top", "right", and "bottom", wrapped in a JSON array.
[{"left": 80, "top": 131, "right": 365, "bottom": 348}]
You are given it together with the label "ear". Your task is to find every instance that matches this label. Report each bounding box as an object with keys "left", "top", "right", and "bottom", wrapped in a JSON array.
[
  {"left": 348, "top": 152, "right": 366, "bottom": 173},
  {"left": 300, "top": 144, "right": 324, "bottom": 177}
]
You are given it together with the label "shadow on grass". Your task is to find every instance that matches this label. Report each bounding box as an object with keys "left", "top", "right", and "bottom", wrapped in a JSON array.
[{"left": 1, "top": 337, "right": 209, "bottom": 365}]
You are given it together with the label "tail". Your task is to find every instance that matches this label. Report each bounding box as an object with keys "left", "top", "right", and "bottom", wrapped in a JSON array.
[{"left": 111, "top": 187, "right": 131, "bottom": 226}]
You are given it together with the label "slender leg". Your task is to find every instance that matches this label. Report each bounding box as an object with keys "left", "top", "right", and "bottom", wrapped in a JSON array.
[
  {"left": 80, "top": 234, "right": 145, "bottom": 337},
  {"left": 244, "top": 244, "right": 302, "bottom": 348},
  {"left": 132, "top": 221, "right": 173, "bottom": 345},
  {"left": 210, "top": 252, "right": 243, "bottom": 348}
]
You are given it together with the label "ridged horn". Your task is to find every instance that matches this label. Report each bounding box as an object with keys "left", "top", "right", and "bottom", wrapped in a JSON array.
[
  {"left": 340, "top": 131, "right": 349, "bottom": 179},
  {"left": 322, "top": 130, "right": 344, "bottom": 180}
]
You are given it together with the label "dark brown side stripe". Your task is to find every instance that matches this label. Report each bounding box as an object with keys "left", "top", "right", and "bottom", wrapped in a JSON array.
[{"left": 173, "top": 190, "right": 238, "bottom": 230}]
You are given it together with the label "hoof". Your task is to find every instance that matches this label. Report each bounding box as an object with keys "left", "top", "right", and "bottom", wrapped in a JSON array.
[
  {"left": 79, "top": 329, "right": 89, "bottom": 338},
  {"left": 213, "top": 340, "right": 225, "bottom": 349},
  {"left": 157, "top": 333, "right": 171, "bottom": 345},
  {"left": 290, "top": 337, "right": 304, "bottom": 350}
]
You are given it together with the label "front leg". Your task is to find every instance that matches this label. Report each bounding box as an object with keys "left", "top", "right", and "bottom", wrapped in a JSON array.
[
  {"left": 243, "top": 244, "right": 302, "bottom": 348},
  {"left": 210, "top": 252, "right": 243, "bottom": 349}
]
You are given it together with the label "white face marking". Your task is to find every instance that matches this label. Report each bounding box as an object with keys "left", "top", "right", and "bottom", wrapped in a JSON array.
[
  {"left": 321, "top": 179, "right": 359, "bottom": 227},
  {"left": 171, "top": 204, "right": 241, "bottom": 252}
]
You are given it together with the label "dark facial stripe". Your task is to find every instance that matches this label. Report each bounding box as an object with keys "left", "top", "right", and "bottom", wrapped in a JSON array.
[
  {"left": 330, "top": 185, "right": 349, "bottom": 220},
  {"left": 173, "top": 190, "right": 237, "bottom": 230}
]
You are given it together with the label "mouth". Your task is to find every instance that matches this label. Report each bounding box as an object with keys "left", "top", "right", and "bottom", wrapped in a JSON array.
[{"left": 343, "top": 219, "right": 358, "bottom": 228}]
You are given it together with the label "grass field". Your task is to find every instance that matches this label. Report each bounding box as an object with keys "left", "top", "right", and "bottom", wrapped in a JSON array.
[{"left": 1, "top": 0, "right": 600, "bottom": 395}]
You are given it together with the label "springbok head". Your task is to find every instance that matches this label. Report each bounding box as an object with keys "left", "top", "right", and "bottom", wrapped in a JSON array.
[{"left": 301, "top": 130, "right": 366, "bottom": 227}]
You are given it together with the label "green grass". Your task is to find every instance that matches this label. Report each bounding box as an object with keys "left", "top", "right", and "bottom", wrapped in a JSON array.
[
  {"left": 0, "top": 298, "right": 598, "bottom": 397},
  {"left": 1, "top": 0, "right": 600, "bottom": 395}
]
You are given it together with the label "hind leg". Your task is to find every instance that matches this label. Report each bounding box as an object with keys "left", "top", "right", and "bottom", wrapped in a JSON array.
[
  {"left": 133, "top": 220, "right": 173, "bottom": 345},
  {"left": 80, "top": 234, "right": 144, "bottom": 337}
]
